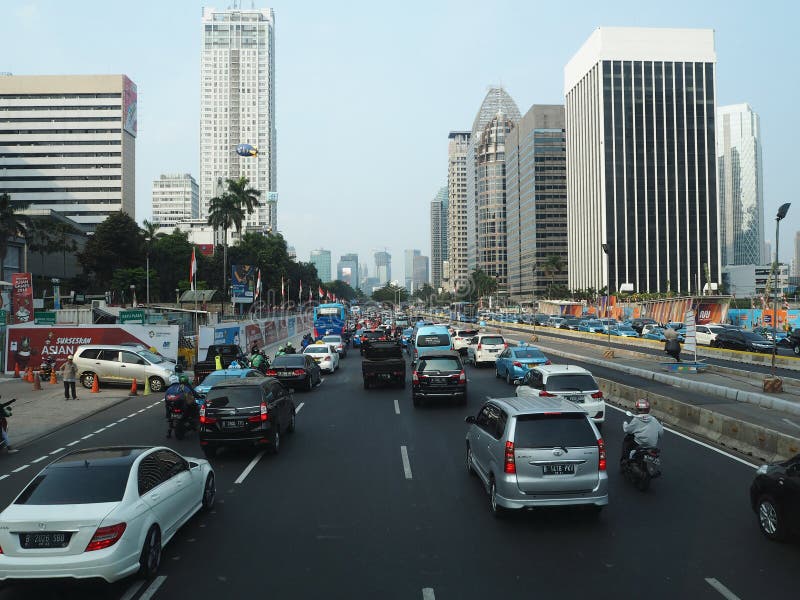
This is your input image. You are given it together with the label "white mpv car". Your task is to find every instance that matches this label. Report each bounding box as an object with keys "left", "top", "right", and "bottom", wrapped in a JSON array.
[
  {"left": 466, "top": 334, "right": 507, "bottom": 367},
  {"left": 516, "top": 364, "right": 606, "bottom": 426}
]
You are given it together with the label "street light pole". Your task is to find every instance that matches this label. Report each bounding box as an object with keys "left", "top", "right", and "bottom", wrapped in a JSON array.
[
  {"left": 770, "top": 203, "right": 791, "bottom": 385},
  {"left": 146, "top": 250, "right": 150, "bottom": 306},
  {"left": 531, "top": 262, "right": 538, "bottom": 341},
  {"left": 601, "top": 243, "right": 613, "bottom": 359}
]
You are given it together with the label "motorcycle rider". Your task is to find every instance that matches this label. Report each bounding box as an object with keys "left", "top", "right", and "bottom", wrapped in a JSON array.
[
  {"left": 621, "top": 399, "right": 664, "bottom": 465},
  {"left": 1, "top": 399, "right": 17, "bottom": 453},
  {"left": 284, "top": 341, "right": 297, "bottom": 354},
  {"left": 250, "top": 344, "right": 267, "bottom": 372},
  {"left": 164, "top": 375, "right": 200, "bottom": 438}
]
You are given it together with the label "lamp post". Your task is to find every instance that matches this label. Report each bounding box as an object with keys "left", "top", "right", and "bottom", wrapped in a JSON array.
[
  {"left": 768, "top": 203, "right": 791, "bottom": 389},
  {"left": 601, "top": 243, "right": 614, "bottom": 359},
  {"left": 531, "top": 262, "right": 538, "bottom": 341},
  {"left": 175, "top": 288, "right": 180, "bottom": 305},
  {"left": 129, "top": 284, "right": 136, "bottom": 309}
]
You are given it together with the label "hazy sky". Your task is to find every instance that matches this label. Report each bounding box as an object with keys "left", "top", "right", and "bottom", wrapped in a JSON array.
[{"left": 2, "top": 0, "right": 798, "bottom": 283}]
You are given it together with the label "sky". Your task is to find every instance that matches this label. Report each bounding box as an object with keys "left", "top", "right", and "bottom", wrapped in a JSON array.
[{"left": 2, "top": 0, "right": 799, "bottom": 284}]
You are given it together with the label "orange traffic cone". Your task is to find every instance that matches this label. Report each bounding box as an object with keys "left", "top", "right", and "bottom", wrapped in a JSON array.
[
  {"left": 129, "top": 378, "right": 138, "bottom": 396},
  {"left": 91, "top": 375, "right": 100, "bottom": 394},
  {"left": 25, "top": 367, "right": 33, "bottom": 383},
  {"left": 49, "top": 368, "right": 57, "bottom": 385},
  {"left": 13, "top": 363, "right": 20, "bottom": 378},
  {"left": 32, "top": 371, "right": 42, "bottom": 391}
]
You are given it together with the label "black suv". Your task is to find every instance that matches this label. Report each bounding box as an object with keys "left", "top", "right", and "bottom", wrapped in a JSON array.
[
  {"left": 411, "top": 351, "right": 467, "bottom": 407},
  {"left": 630, "top": 318, "right": 658, "bottom": 335},
  {"left": 713, "top": 329, "right": 774, "bottom": 353},
  {"left": 750, "top": 453, "right": 800, "bottom": 541},
  {"left": 199, "top": 378, "right": 295, "bottom": 458}
]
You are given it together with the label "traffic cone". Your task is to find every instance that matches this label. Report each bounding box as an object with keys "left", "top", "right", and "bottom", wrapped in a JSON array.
[
  {"left": 32, "top": 371, "right": 42, "bottom": 391},
  {"left": 129, "top": 378, "right": 138, "bottom": 396},
  {"left": 91, "top": 376, "right": 100, "bottom": 394},
  {"left": 49, "top": 369, "right": 57, "bottom": 385},
  {"left": 13, "top": 363, "right": 20, "bottom": 378},
  {"left": 143, "top": 377, "right": 151, "bottom": 396},
  {"left": 25, "top": 367, "right": 33, "bottom": 383}
]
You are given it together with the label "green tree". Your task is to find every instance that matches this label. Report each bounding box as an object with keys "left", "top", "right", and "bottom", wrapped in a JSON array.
[
  {"left": 468, "top": 269, "right": 498, "bottom": 300},
  {"left": 542, "top": 254, "right": 566, "bottom": 298},
  {"left": 79, "top": 211, "right": 145, "bottom": 289},
  {"left": 372, "top": 283, "right": 408, "bottom": 303},
  {"left": 324, "top": 280, "right": 358, "bottom": 301},
  {"left": 51, "top": 221, "right": 80, "bottom": 278},
  {"left": 25, "top": 217, "right": 57, "bottom": 280},
  {"left": 225, "top": 176, "right": 262, "bottom": 214},
  {"left": 413, "top": 283, "right": 436, "bottom": 303},
  {"left": 0, "top": 193, "right": 32, "bottom": 282}
]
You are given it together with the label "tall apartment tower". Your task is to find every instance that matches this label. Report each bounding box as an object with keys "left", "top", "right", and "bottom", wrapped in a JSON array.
[
  {"left": 717, "top": 104, "right": 764, "bottom": 266},
  {"left": 310, "top": 249, "right": 332, "bottom": 282},
  {"left": 200, "top": 7, "right": 277, "bottom": 232},
  {"left": 404, "top": 249, "right": 421, "bottom": 291},
  {"left": 446, "top": 131, "right": 471, "bottom": 292},
  {"left": 0, "top": 74, "right": 137, "bottom": 232},
  {"left": 565, "top": 27, "right": 720, "bottom": 294},
  {"left": 152, "top": 173, "right": 199, "bottom": 228},
  {"left": 430, "top": 186, "right": 448, "bottom": 289},
  {"left": 337, "top": 253, "right": 359, "bottom": 289},
  {"left": 506, "top": 105, "right": 568, "bottom": 300},
  {"left": 375, "top": 251, "right": 391, "bottom": 286},
  {"left": 466, "top": 88, "right": 521, "bottom": 276}
]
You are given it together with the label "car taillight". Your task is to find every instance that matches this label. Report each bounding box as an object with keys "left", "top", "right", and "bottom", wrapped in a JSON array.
[
  {"left": 260, "top": 401, "right": 268, "bottom": 422},
  {"left": 85, "top": 523, "right": 127, "bottom": 552},
  {"left": 504, "top": 441, "right": 516, "bottom": 474},
  {"left": 199, "top": 405, "right": 217, "bottom": 424},
  {"left": 504, "top": 343, "right": 508, "bottom": 349},
  {"left": 414, "top": 348, "right": 418, "bottom": 358},
  {"left": 265, "top": 369, "right": 277, "bottom": 376},
  {"left": 293, "top": 369, "right": 306, "bottom": 375},
  {"left": 544, "top": 360, "right": 552, "bottom": 365},
  {"left": 591, "top": 391, "right": 603, "bottom": 399},
  {"left": 323, "top": 356, "right": 331, "bottom": 362},
  {"left": 477, "top": 343, "right": 482, "bottom": 350},
  {"left": 598, "top": 438, "right": 606, "bottom": 471},
  {"left": 539, "top": 390, "right": 556, "bottom": 397},
  {"left": 512, "top": 361, "right": 523, "bottom": 368},
  {"left": 171, "top": 407, "right": 183, "bottom": 414},
  {"left": 412, "top": 371, "right": 419, "bottom": 384},
  {"left": 458, "top": 370, "right": 466, "bottom": 384}
]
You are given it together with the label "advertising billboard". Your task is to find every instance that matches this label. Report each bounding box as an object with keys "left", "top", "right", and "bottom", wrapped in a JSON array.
[
  {"left": 231, "top": 264, "right": 256, "bottom": 304},
  {"left": 11, "top": 273, "right": 33, "bottom": 324},
  {"left": 122, "top": 75, "right": 137, "bottom": 137}
]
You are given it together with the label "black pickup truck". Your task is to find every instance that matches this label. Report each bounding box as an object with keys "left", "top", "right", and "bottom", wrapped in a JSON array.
[
  {"left": 362, "top": 341, "right": 406, "bottom": 389},
  {"left": 193, "top": 344, "right": 246, "bottom": 383}
]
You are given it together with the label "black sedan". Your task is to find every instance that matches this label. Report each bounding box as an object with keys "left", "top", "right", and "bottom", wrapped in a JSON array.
[
  {"left": 411, "top": 351, "right": 467, "bottom": 407},
  {"left": 266, "top": 354, "right": 321, "bottom": 391},
  {"left": 712, "top": 329, "right": 775, "bottom": 353},
  {"left": 750, "top": 454, "right": 800, "bottom": 541}
]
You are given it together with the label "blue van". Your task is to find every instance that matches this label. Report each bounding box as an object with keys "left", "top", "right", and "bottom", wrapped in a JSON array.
[{"left": 412, "top": 325, "right": 452, "bottom": 364}]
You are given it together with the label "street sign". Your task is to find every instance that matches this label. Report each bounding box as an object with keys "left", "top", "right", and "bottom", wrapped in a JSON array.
[
  {"left": 34, "top": 311, "right": 57, "bottom": 325},
  {"left": 120, "top": 309, "right": 145, "bottom": 324},
  {"left": 684, "top": 309, "right": 697, "bottom": 354}
]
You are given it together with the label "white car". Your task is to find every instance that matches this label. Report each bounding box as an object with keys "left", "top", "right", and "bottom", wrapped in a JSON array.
[
  {"left": 516, "top": 364, "right": 606, "bottom": 425},
  {"left": 321, "top": 335, "right": 347, "bottom": 357},
  {"left": 451, "top": 329, "right": 479, "bottom": 353},
  {"left": 0, "top": 446, "right": 214, "bottom": 583},
  {"left": 303, "top": 343, "right": 340, "bottom": 373},
  {"left": 466, "top": 333, "right": 507, "bottom": 367},
  {"left": 640, "top": 323, "right": 661, "bottom": 337},
  {"left": 695, "top": 324, "right": 727, "bottom": 346}
]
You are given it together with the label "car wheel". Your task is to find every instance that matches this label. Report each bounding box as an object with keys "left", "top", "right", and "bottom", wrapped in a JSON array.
[
  {"left": 757, "top": 494, "right": 787, "bottom": 541},
  {"left": 306, "top": 376, "right": 313, "bottom": 392},
  {"left": 268, "top": 428, "right": 281, "bottom": 455},
  {"left": 80, "top": 372, "right": 96, "bottom": 389},
  {"left": 148, "top": 377, "right": 165, "bottom": 393},
  {"left": 202, "top": 445, "right": 217, "bottom": 459},
  {"left": 174, "top": 420, "right": 186, "bottom": 440},
  {"left": 506, "top": 372, "right": 512, "bottom": 385},
  {"left": 139, "top": 525, "right": 162, "bottom": 579},
  {"left": 466, "top": 445, "right": 476, "bottom": 476},
  {"left": 287, "top": 409, "right": 296, "bottom": 433},
  {"left": 489, "top": 478, "right": 507, "bottom": 518},
  {"left": 202, "top": 473, "right": 216, "bottom": 510},
  {"left": 495, "top": 366, "right": 502, "bottom": 378}
]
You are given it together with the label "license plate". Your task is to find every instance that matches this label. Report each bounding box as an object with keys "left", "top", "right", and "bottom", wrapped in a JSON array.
[
  {"left": 222, "top": 419, "right": 246, "bottom": 429},
  {"left": 278, "top": 370, "right": 292, "bottom": 376},
  {"left": 543, "top": 464, "right": 575, "bottom": 475},
  {"left": 20, "top": 532, "right": 70, "bottom": 549},
  {"left": 313, "top": 358, "right": 321, "bottom": 363},
  {"left": 644, "top": 455, "right": 661, "bottom": 465},
  {"left": 566, "top": 395, "right": 585, "bottom": 403},
  {"left": 488, "top": 349, "right": 498, "bottom": 353},
  {"left": 430, "top": 378, "right": 446, "bottom": 386}
]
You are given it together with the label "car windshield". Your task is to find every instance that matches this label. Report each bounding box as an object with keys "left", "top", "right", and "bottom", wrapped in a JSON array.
[
  {"left": 137, "top": 350, "right": 164, "bottom": 364},
  {"left": 15, "top": 465, "right": 130, "bottom": 505},
  {"left": 514, "top": 349, "right": 545, "bottom": 360},
  {"left": 545, "top": 373, "right": 598, "bottom": 392},
  {"left": 199, "top": 373, "right": 241, "bottom": 387},
  {"left": 206, "top": 386, "right": 263, "bottom": 408},
  {"left": 648, "top": 328, "right": 664, "bottom": 335},
  {"left": 418, "top": 357, "right": 461, "bottom": 372},
  {"left": 457, "top": 330, "right": 479, "bottom": 337},
  {"left": 272, "top": 355, "right": 305, "bottom": 367},
  {"left": 417, "top": 334, "right": 450, "bottom": 347},
  {"left": 514, "top": 413, "right": 597, "bottom": 449},
  {"left": 586, "top": 320, "right": 602, "bottom": 326},
  {"left": 742, "top": 332, "right": 768, "bottom": 341},
  {"left": 403, "top": 328, "right": 414, "bottom": 336},
  {"left": 322, "top": 336, "right": 342, "bottom": 343},
  {"left": 304, "top": 346, "right": 329, "bottom": 354},
  {"left": 480, "top": 336, "right": 504, "bottom": 345}
]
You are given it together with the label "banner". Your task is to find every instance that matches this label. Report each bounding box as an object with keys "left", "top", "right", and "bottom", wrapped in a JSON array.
[
  {"left": 231, "top": 265, "right": 256, "bottom": 304},
  {"left": 11, "top": 273, "right": 34, "bottom": 324},
  {"left": 684, "top": 309, "right": 697, "bottom": 353}
]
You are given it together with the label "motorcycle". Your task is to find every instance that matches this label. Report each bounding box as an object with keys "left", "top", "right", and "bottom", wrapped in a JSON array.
[
  {"left": 39, "top": 356, "right": 56, "bottom": 380},
  {"left": 1, "top": 396, "right": 16, "bottom": 453},
  {"left": 165, "top": 391, "right": 199, "bottom": 440},
  {"left": 620, "top": 412, "right": 662, "bottom": 491}
]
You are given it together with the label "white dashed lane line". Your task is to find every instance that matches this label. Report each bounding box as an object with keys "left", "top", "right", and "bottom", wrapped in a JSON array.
[
  {"left": 49, "top": 447, "right": 65, "bottom": 455},
  {"left": 139, "top": 575, "right": 167, "bottom": 600},
  {"left": 705, "top": 577, "right": 741, "bottom": 600},
  {"left": 94, "top": 427, "right": 107, "bottom": 434},
  {"left": 81, "top": 434, "right": 94, "bottom": 440},
  {"left": 11, "top": 464, "right": 28, "bottom": 473},
  {"left": 401, "top": 446, "right": 413, "bottom": 480},
  {"left": 394, "top": 399, "right": 400, "bottom": 415},
  {"left": 296, "top": 402, "right": 305, "bottom": 414},
  {"left": 422, "top": 589, "right": 436, "bottom": 600},
  {"left": 234, "top": 451, "right": 266, "bottom": 485},
  {"left": 66, "top": 440, "right": 80, "bottom": 447},
  {"left": 31, "top": 456, "right": 48, "bottom": 464},
  {"left": 0, "top": 474, "right": 8, "bottom": 481}
]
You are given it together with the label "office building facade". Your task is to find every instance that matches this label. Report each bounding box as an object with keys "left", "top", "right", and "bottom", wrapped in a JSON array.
[
  {"left": 337, "top": 253, "right": 359, "bottom": 289},
  {"left": 506, "top": 105, "right": 568, "bottom": 300},
  {"left": 0, "top": 74, "right": 137, "bottom": 232},
  {"left": 200, "top": 7, "right": 277, "bottom": 232},
  {"left": 151, "top": 173, "right": 199, "bottom": 228},
  {"left": 404, "top": 249, "right": 420, "bottom": 291},
  {"left": 446, "top": 131, "right": 471, "bottom": 292},
  {"left": 430, "top": 186, "right": 448, "bottom": 290},
  {"left": 717, "top": 103, "right": 764, "bottom": 266},
  {"left": 412, "top": 255, "right": 430, "bottom": 291},
  {"left": 565, "top": 27, "right": 720, "bottom": 295},
  {"left": 375, "top": 251, "right": 391, "bottom": 286},
  {"left": 310, "top": 249, "right": 332, "bottom": 282}
]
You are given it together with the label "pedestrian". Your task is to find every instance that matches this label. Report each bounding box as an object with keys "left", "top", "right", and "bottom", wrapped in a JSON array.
[
  {"left": 60, "top": 355, "right": 78, "bottom": 400},
  {"left": 663, "top": 326, "right": 681, "bottom": 363}
]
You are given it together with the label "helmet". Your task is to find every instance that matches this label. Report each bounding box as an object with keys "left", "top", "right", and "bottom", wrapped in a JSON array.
[
  {"left": 179, "top": 375, "right": 189, "bottom": 385},
  {"left": 286, "top": 341, "right": 293, "bottom": 347},
  {"left": 252, "top": 344, "right": 259, "bottom": 354},
  {"left": 634, "top": 399, "right": 650, "bottom": 414},
  {"left": 174, "top": 363, "right": 184, "bottom": 373}
]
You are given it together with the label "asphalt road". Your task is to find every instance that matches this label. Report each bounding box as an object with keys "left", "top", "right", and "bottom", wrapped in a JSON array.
[{"left": 0, "top": 350, "right": 798, "bottom": 599}]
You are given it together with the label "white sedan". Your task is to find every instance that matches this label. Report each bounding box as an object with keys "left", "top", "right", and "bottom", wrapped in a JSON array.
[
  {"left": 0, "top": 446, "right": 215, "bottom": 583},
  {"left": 303, "top": 343, "right": 340, "bottom": 373}
]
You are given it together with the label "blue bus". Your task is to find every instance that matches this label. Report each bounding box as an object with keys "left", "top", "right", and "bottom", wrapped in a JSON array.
[
  {"left": 313, "top": 303, "right": 347, "bottom": 339},
  {"left": 450, "top": 302, "right": 477, "bottom": 323}
]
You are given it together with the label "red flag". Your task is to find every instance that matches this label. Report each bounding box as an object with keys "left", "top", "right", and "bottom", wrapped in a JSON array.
[
  {"left": 299, "top": 279, "right": 303, "bottom": 302},
  {"left": 189, "top": 247, "right": 197, "bottom": 291},
  {"left": 254, "top": 269, "right": 262, "bottom": 301},
  {"left": 318, "top": 285, "right": 324, "bottom": 299}
]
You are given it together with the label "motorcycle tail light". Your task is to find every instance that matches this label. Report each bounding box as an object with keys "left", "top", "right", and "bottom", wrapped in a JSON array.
[{"left": 598, "top": 438, "right": 607, "bottom": 471}]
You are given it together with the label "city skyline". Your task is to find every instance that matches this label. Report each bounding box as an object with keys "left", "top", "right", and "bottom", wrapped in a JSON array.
[{"left": 2, "top": 1, "right": 798, "bottom": 271}]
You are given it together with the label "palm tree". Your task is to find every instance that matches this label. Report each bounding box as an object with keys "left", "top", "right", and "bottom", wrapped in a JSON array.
[
  {"left": 207, "top": 193, "right": 246, "bottom": 302},
  {"left": 25, "top": 218, "right": 56, "bottom": 280},
  {"left": 0, "top": 193, "right": 32, "bottom": 282},
  {"left": 51, "top": 221, "right": 79, "bottom": 277},
  {"left": 225, "top": 176, "right": 262, "bottom": 214},
  {"left": 542, "top": 254, "right": 566, "bottom": 299}
]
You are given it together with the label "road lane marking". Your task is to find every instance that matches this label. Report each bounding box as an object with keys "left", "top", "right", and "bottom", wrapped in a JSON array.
[
  {"left": 139, "top": 575, "right": 167, "bottom": 600},
  {"left": 137, "top": 409, "right": 146, "bottom": 413},
  {"left": 296, "top": 402, "right": 305, "bottom": 414},
  {"left": 117, "top": 417, "right": 127, "bottom": 423},
  {"left": 31, "top": 456, "right": 48, "bottom": 464},
  {"left": 234, "top": 450, "right": 266, "bottom": 484},
  {"left": 0, "top": 474, "right": 8, "bottom": 481},
  {"left": 49, "top": 447, "right": 65, "bottom": 455},
  {"left": 119, "top": 580, "right": 144, "bottom": 600},
  {"left": 93, "top": 427, "right": 106, "bottom": 434},
  {"left": 106, "top": 422, "right": 117, "bottom": 428},
  {"left": 606, "top": 405, "right": 756, "bottom": 469},
  {"left": 81, "top": 434, "right": 94, "bottom": 440},
  {"left": 12, "top": 464, "right": 29, "bottom": 473},
  {"left": 705, "top": 577, "right": 741, "bottom": 600},
  {"left": 127, "top": 413, "right": 137, "bottom": 418},
  {"left": 782, "top": 418, "right": 800, "bottom": 429},
  {"left": 66, "top": 440, "right": 80, "bottom": 446},
  {"left": 394, "top": 399, "right": 400, "bottom": 415},
  {"left": 422, "top": 589, "right": 436, "bottom": 600},
  {"left": 401, "top": 446, "right": 412, "bottom": 479}
]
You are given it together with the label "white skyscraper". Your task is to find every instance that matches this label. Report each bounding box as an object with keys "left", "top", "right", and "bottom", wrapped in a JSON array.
[
  {"left": 201, "top": 6, "right": 277, "bottom": 232},
  {"left": 151, "top": 173, "right": 199, "bottom": 228},
  {"left": 717, "top": 104, "right": 764, "bottom": 266}
]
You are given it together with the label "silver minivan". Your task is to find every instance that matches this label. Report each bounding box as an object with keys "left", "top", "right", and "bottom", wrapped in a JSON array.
[
  {"left": 73, "top": 345, "right": 176, "bottom": 392},
  {"left": 465, "top": 396, "right": 608, "bottom": 517}
]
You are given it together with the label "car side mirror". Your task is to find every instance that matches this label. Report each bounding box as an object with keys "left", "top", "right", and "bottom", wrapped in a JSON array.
[{"left": 464, "top": 415, "right": 476, "bottom": 424}]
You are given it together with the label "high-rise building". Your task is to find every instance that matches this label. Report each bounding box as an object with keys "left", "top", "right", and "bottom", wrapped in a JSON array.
[
  {"left": 404, "top": 249, "right": 421, "bottom": 291},
  {"left": 287, "top": 246, "right": 297, "bottom": 260},
  {"left": 310, "top": 249, "right": 332, "bottom": 282},
  {"left": 0, "top": 74, "right": 137, "bottom": 232},
  {"left": 466, "top": 88, "right": 520, "bottom": 275},
  {"left": 446, "top": 131, "right": 471, "bottom": 292},
  {"left": 565, "top": 27, "right": 720, "bottom": 294},
  {"left": 764, "top": 240, "right": 773, "bottom": 263},
  {"left": 430, "top": 186, "right": 448, "bottom": 289},
  {"left": 200, "top": 7, "right": 277, "bottom": 233},
  {"left": 412, "top": 254, "right": 430, "bottom": 291},
  {"left": 795, "top": 233, "right": 800, "bottom": 276},
  {"left": 375, "top": 251, "right": 391, "bottom": 286},
  {"left": 152, "top": 173, "right": 199, "bottom": 228},
  {"left": 717, "top": 104, "right": 764, "bottom": 266},
  {"left": 359, "top": 262, "right": 369, "bottom": 291},
  {"left": 337, "top": 253, "right": 359, "bottom": 289},
  {"left": 506, "top": 105, "right": 568, "bottom": 301}
]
